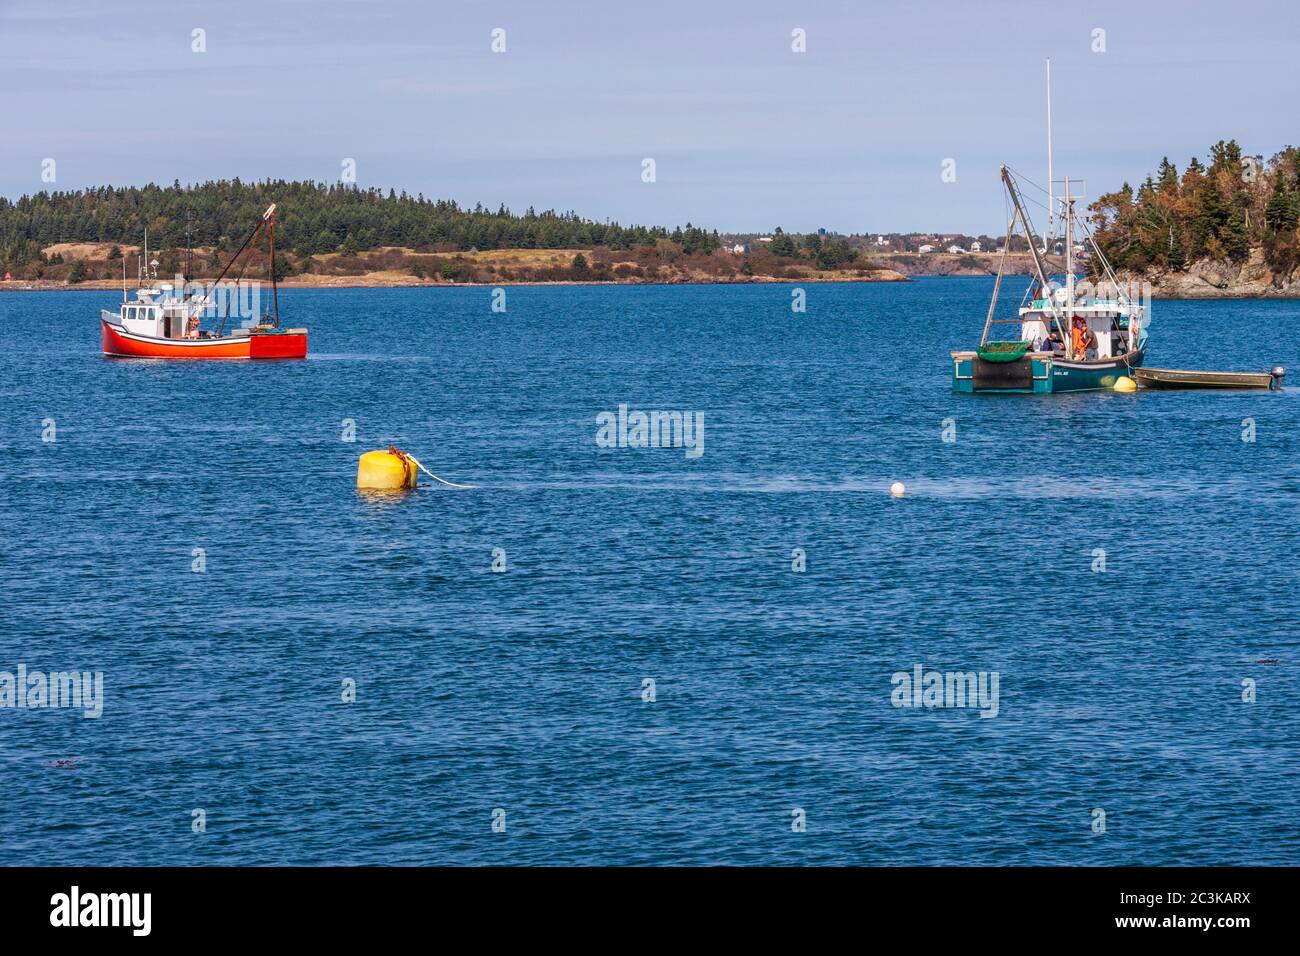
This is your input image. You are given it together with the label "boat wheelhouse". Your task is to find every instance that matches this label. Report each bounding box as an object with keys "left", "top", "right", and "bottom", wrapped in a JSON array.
[{"left": 100, "top": 204, "right": 306, "bottom": 360}]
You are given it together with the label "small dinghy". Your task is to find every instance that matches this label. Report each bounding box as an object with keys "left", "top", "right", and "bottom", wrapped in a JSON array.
[{"left": 1134, "top": 367, "right": 1285, "bottom": 390}]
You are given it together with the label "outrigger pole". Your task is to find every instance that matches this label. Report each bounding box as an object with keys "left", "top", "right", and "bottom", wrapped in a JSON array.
[
  {"left": 1000, "top": 166, "right": 1068, "bottom": 345},
  {"left": 268, "top": 207, "right": 279, "bottom": 328},
  {"left": 211, "top": 204, "right": 277, "bottom": 336},
  {"left": 979, "top": 212, "right": 1017, "bottom": 346}
]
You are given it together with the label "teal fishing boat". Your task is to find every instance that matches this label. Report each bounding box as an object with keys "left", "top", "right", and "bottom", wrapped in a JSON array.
[
  {"left": 951, "top": 167, "right": 1149, "bottom": 394},
  {"left": 952, "top": 62, "right": 1150, "bottom": 394}
]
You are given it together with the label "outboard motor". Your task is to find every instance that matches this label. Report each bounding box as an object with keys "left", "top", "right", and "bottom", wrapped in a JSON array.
[{"left": 1270, "top": 366, "right": 1286, "bottom": 390}]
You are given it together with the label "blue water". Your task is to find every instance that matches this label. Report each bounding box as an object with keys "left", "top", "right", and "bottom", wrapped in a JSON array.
[{"left": 1, "top": 278, "right": 1297, "bottom": 865}]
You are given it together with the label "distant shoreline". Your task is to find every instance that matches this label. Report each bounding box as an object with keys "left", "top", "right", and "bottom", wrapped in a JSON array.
[
  {"left": 5, "top": 278, "right": 1294, "bottom": 297},
  {"left": 5, "top": 274, "right": 1298, "bottom": 297},
  {"left": 7, "top": 251, "right": 1298, "bottom": 297},
  {"left": 2, "top": 274, "right": 912, "bottom": 292}
]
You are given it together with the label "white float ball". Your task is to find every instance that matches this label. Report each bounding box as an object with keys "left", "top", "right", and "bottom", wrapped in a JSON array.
[{"left": 890, "top": 481, "right": 906, "bottom": 498}]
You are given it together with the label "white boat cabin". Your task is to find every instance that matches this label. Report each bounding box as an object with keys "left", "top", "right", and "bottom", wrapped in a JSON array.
[
  {"left": 102, "top": 285, "right": 206, "bottom": 340},
  {"left": 1018, "top": 283, "right": 1148, "bottom": 359}
]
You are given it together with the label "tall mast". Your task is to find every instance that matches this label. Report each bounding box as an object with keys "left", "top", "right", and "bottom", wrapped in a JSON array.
[{"left": 1046, "top": 59, "right": 1054, "bottom": 242}]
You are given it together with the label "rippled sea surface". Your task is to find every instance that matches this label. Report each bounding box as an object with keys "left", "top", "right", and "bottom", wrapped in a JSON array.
[{"left": 1, "top": 278, "right": 1297, "bottom": 865}]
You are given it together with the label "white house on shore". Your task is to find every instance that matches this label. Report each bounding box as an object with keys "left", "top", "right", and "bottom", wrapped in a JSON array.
[
  {"left": 947, "top": 244, "right": 965, "bottom": 254},
  {"left": 918, "top": 244, "right": 935, "bottom": 253}
]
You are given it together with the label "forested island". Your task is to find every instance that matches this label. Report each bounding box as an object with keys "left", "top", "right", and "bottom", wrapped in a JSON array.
[
  {"left": 0, "top": 180, "right": 903, "bottom": 287},
  {"left": 1091, "top": 140, "right": 1300, "bottom": 296}
]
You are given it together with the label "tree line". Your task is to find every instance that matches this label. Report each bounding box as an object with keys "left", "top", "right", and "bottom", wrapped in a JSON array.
[
  {"left": 0, "top": 179, "right": 723, "bottom": 272},
  {"left": 767, "top": 227, "right": 859, "bottom": 269},
  {"left": 1090, "top": 140, "right": 1300, "bottom": 277}
]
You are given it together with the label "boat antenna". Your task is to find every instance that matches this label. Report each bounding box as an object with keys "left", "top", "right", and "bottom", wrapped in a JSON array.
[
  {"left": 1064, "top": 175, "right": 1074, "bottom": 309},
  {"left": 1045, "top": 58, "right": 1055, "bottom": 242},
  {"left": 183, "top": 209, "right": 194, "bottom": 294}
]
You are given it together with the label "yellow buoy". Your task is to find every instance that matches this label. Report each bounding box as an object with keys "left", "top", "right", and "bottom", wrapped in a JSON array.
[
  {"left": 1113, "top": 376, "right": 1137, "bottom": 393},
  {"left": 357, "top": 448, "right": 417, "bottom": 490}
]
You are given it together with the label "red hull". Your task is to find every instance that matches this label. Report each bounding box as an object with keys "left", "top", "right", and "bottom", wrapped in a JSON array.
[{"left": 101, "top": 320, "right": 307, "bottom": 359}]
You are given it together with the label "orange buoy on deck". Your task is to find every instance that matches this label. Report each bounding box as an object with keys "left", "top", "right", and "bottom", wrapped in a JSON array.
[{"left": 357, "top": 447, "right": 418, "bottom": 490}]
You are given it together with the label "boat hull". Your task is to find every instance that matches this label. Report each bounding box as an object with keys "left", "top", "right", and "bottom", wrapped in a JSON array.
[
  {"left": 1134, "top": 367, "right": 1275, "bottom": 390},
  {"left": 101, "top": 319, "right": 307, "bottom": 359},
  {"left": 953, "top": 348, "right": 1145, "bottom": 394}
]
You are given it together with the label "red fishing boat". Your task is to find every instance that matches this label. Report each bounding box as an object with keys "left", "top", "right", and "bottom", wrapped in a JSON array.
[{"left": 100, "top": 204, "right": 306, "bottom": 359}]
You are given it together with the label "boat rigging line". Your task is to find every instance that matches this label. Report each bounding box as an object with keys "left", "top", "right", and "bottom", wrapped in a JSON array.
[
  {"left": 1006, "top": 163, "right": 1138, "bottom": 318},
  {"left": 210, "top": 204, "right": 280, "bottom": 336}
]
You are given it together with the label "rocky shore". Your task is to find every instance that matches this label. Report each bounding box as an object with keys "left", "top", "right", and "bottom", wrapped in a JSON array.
[{"left": 1127, "top": 249, "right": 1300, "bottom": 298}]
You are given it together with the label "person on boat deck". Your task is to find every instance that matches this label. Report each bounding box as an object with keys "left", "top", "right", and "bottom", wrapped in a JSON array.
[
  {"left": 186, "top": 315, "right": 200, "bottom": 339},
  {"left": 1070, "top": 319, "right": 1086, "bottom": 359},
  {"left": 1080, "top": 326, "right": 1098, "bottom": 360},
  {"left": 1043, "top": 330, "right": 1061, "bottom": 353}
]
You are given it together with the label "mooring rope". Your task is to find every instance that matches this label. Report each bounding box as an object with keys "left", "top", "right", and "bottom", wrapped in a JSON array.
[
  {"left": 383, "top": 444, "right": 477, "bottom": 489},
  {"left": 409, "top": 456, "right": 477, "bottom": 489},
  {"left": 384, "top": 445, "right": 477, "bottom": 489}
]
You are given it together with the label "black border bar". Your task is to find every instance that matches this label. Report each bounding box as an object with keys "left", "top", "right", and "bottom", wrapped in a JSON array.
[{"left": 0, "top": 866, "right": 1285, "bottom": 941}]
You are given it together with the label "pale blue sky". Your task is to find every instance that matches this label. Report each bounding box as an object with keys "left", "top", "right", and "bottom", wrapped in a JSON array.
[{"left": 1, "top": 0, "right": 1295, "bottom": 234}]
